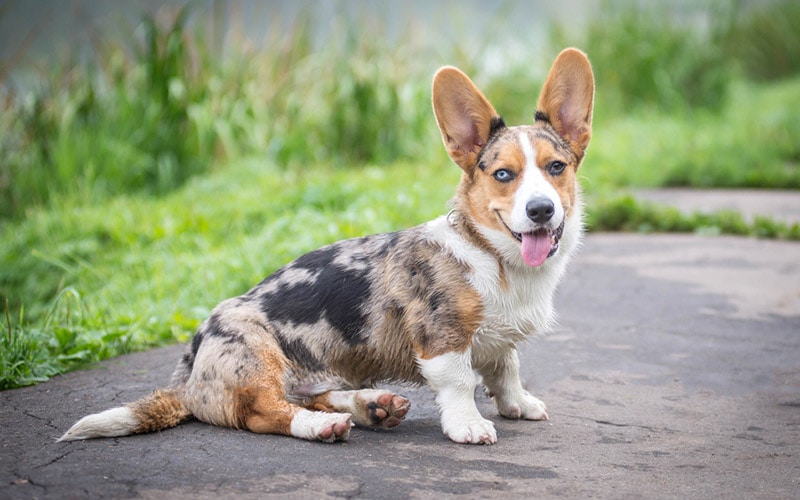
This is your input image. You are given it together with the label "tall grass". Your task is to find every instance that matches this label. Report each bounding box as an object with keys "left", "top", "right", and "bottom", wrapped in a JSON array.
[
  {"left": 1, "top": 7, "right": 212, "bottom": 218},
  {"left": 551, "top": 1, "right": 732, "bottom": 113},
  {"left": 0, "top": 288, "right": 131, "bottom": 390},
  {"left": 552, "top": 0, "right": 800, "bottom": 112},
  {"left": 719, "top": 0, "right": 800, "bottom": 81},
  {"left": 257, "top": 17, "right": 434, "bottom": 167},
  {"left": 4, "top": 1, "right": 800, "bottom": 221},
  {"left": 0, "top": 9, "right": 435, "bottom": 220}
]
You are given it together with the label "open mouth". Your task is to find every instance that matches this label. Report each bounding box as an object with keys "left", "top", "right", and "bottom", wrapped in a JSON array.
[{"left": 498, "top": 214, "right": 564, "bottom": 267}]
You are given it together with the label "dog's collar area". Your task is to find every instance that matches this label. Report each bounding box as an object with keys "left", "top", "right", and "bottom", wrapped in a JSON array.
[
  {"left": 446, "top": 208, "right": 508, "bottom": 263},
  {"left": 446, "top": 209, "right": 457, "bottom": 228}
]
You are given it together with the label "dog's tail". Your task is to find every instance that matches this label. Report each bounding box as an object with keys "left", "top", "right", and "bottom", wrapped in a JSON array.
[{"left": 57, "top": 389, "right": 191, "bottom": 442}]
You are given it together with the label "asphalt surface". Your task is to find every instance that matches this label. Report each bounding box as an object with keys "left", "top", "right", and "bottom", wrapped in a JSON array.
[{"left": 2, "top": 196, "right": 799, "bottom": 498}]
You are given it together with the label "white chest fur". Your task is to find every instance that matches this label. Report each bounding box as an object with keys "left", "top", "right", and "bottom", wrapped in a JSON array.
[{"left": 425, "top": 209, "right": 582, "bottom": 364}]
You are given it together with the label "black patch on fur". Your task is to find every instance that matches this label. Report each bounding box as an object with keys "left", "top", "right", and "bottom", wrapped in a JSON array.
[
  {"left": 182, "top": 331, "right": 204, "bottom": 372},
  {"left": 533, "top": 128, "right": 577, "bottom": 160},
  {"left": 428, "top": 290, "right": 445, "bottom": 312},
  {"left": 324, "top": 268, "right": 371, "bottom": 344},
  {"left": 181, "top": 352, "right": 194, "bottom": 373},
  {"left": 414, "top": 323, "right": 432, "bottom": 352},
  {"left": 291, "top": 245, "right": 338, "bottom": 271},
  {"left": 276, "top": 335, "right": 324, "bottom": 372},
  {"left": 489, "top": 115, "right": 506, "bottom": 137},
  {"left": 376, "top": 232, "right": 401, "bottom": 257},
  {"left": 191, "top": 331, "right": 204, "bottom": 355},
  {"left": 181, "top": 353, "right": 194, "bottom": 372},
  {"left": 263, "top": 282, "right": 323, "bottom": 323},
  {"left": 407, "top": 259, "right": 435, "bottom": 298},
  {"left": 535, "top": 110, "right": 550, "bottom": 123},
  {"left": 205, "top": 313, "right": 246, "bottom": 345},
  {"left": 261, "top": 263, "right": 372, "bottom": 346}
]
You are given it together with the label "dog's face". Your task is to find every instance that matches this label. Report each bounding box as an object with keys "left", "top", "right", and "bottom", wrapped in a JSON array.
[{"left": 432, "top": 49, "right": 594, "bottom": 268}]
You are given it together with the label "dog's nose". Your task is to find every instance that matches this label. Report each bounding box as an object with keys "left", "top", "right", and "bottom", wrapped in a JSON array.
[{"left": 526, "top": 197, "right": 555, "bottom": 224}]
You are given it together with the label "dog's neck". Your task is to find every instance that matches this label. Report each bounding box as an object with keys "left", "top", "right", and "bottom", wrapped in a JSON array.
[{"left": 445, "top": 203, "right": 509, "bottom": 288}]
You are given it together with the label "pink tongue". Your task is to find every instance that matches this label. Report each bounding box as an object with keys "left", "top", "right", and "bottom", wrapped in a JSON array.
[{"left": 521, "top": 231, "right": 551, "bottom": 267}]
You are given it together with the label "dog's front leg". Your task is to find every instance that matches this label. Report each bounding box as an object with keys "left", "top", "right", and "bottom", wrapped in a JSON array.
[
  {"left": 478, "top": 348, "right": 548, "bottom": 421},
  {"left": 418, "top": 349, "right": 497, "bottom": 444}
]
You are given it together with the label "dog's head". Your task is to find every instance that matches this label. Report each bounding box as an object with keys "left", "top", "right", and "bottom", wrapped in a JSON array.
[{"left": 433, "top": 49, "right": 594, "bottom": 268}]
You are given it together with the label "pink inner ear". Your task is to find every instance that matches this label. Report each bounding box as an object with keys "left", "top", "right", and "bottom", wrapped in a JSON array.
[
  {"left": 559, "top": 102, "right": 586, "bottom": 142},
  {"left": 451, "top": 120, "right": 480, "bottom": 153}
]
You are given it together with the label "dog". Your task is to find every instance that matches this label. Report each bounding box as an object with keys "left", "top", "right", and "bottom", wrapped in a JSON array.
[{"left": 59, "top": 48, "right": 594, "bottom": 445}]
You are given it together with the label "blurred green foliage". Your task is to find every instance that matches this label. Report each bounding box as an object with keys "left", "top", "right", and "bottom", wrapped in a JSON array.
[{"left": 2, "top": 0, "right": 799, "bottom": 220}]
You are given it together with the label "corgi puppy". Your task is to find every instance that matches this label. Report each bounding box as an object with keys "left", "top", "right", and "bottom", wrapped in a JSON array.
[{"left": 60, "top": 48, "right": 594, "bottom": 445}]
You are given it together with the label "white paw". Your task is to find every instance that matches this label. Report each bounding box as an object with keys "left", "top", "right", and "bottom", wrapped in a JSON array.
[
  {"left": 497, "top": 391, "right": 548, "bottom": 421},
  {"left": 291, "top": 410, "right": 352, "bottom": 443},
  {"left": 443, "top": 417, "right": 497, "bottom": 445}
]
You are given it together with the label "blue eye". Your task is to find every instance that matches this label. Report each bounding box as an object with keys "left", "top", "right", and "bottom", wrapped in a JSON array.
[{"left": 493, "top": 169, "right": 515, "bottom": 182}]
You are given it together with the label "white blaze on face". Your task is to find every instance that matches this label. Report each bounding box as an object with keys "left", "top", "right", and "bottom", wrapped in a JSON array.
[
  {"left": 512, "top": 131, "right": 564, "bottom": 267},
  {"left": 511, "top": 131, "right": 564, "bottom": 232}
]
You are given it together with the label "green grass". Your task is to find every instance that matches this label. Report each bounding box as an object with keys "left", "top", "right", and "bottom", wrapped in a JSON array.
[
  {"left": 588, "top": 78, "right": 800, "bottom": 189},
  {"left": 0, "top": 10, "right": 436, "bottom": 220},
  {"left": 2, "top": 0, "right": 800, "bottom": 389}
]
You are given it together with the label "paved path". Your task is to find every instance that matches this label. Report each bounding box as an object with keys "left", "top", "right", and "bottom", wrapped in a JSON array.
[{"left": 2, "top": 232, "right": 798, "bottom": 498}]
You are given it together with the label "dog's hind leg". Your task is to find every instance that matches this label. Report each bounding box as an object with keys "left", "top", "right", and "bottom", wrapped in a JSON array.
[
  {"left": 303, "top": 389, "right": 411, "bottom": 429},
  {"left": 234, "top": 386, "right": 352, "bottom": 443},
  {"left": 214, "top": 343, "right": 352, "bottom": 443}
]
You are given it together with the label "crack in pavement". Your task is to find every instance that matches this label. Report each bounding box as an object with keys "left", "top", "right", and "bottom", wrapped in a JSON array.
[
  {"left": 555, "top": 412, "right": 677, "bottom": 434},
  {"left": 21, "top": 408, "right": 61, "bottom": 431},
  {"left": 34, "top": 447, "right": 77, "bottom": 470}
]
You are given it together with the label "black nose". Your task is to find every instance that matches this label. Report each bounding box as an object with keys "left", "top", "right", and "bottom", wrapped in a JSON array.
[{"left": 526, "top": 197, "right": 555, "bottom": 223}]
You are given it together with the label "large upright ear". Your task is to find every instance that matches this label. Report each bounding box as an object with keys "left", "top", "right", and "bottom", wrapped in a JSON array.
[
  {"left": 537, "top": 48, "right": 595, "bottom": 158},
  {"left": 432, "top": 67, "right": 503, "bottom": 171}
]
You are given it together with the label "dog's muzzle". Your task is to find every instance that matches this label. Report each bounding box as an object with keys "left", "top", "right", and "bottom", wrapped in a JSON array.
[{"left": 500, "top": 214, "right": 565, "bottom": 267}]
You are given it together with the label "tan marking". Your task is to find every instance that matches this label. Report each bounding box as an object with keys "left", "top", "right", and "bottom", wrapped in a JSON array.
[
  {"left": 130, "top": 389, "right": 191, "bottom": 434},
  {"left": 455, "top": 133, "right": 525, "bottom": 239},
  {"left": 311, "top": 401, "right": 335, "bottom": 413},
  {"left": 532, "top": 135, "right": 578, "bottom": 216},
  {"left": 231, "top": 345, "right": 297, "bottom": 435}
]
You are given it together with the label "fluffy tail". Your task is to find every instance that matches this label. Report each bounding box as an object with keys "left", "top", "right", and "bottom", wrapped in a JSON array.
[{"left": 58, "top": 389, "right": 191, "bottom": 442}]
